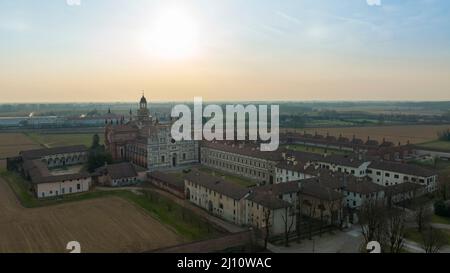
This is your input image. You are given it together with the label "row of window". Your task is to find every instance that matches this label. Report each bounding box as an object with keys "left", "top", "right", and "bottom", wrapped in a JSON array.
[
  {"left": 204, "top": 158, "right": 267, "bottom": 179},
  {"left": 204, "top": 149, "right": 267, "bottom": 168},
  {"left": 46, "top": 155, "right": 86, "bottom": 165},
  {"left": 40, "top": 183, "right": 81, "bottom": 198},
  {"left": 368, "top": 169, "right": 432, "bottom": 184}
]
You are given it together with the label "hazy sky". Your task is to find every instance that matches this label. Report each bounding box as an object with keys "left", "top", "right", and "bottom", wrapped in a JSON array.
[{"left": 1, "top": 0, "right": 450, "bottom": 102}]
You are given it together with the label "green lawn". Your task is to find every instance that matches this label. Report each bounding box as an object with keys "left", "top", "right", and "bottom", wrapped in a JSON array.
[
  {"left": 282, "top": 144, "right": 351, "bottom": 155},
  {"left": 169, "top": 167, "right": 257, "bottom": 188},
  {"left": 432, "top": 214, "right": 450, "bottom": 225},
  {"left": 24, "top": 132, "right": 104, "bottom": 148},
  {"left": 404, "top": 227, "right": 450, "bottom": 246},
  {"left": 118, "top": 190, "right": 223, "bottom": 241},
  {"left": 197, "top": 167, "right": 257, "bottom": 188},
  {"left": 416, "top": 140, "right": 450, "bottom": 152},
  {"left": 0, "top": 170, "right": 223, "bottom": 241},
  {"left": 404, "top": 228, "right": 423, "bottom": 244}
]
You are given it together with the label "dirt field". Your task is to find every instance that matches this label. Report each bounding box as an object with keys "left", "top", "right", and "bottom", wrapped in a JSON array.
[
  {"left": 284, "top": 124, "right": 450, "bottom": 145},
  {"left": 0, "top": 133, "right": 42, "bottom": 159},
  {"left": 25, "top": 132, "right": 104, "bottom": 148},
  {"left": 0, "top": 177, "right": 183, "bottom": 253}
]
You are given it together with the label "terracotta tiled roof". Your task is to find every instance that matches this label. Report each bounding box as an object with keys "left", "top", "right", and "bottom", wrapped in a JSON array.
[
  {"left": 96, "top": 162, "right": 145, "bottom": 179},
  {"left": 20, "top": 145, "right": 87, "bottom": 160},
  {"left": 201, "top": 141, "right": 285, "bottom": 161},
  {"left": 246, "top": 191, "right": 292, "bottom": 210},
  {"left": 23, "top": 159, "right": 90, "bottom": 184},
  {"left": 149, "top": 171, "right": 184, "bottom": 189},
  {"left": 185, "top": 171, "right": 249, "bottom": 200},
  {"left": 368, "top": 161, "right": 437, "bottom": 177}
]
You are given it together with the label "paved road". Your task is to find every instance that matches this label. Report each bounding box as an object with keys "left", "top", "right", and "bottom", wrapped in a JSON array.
[
  {"left": 267, "top": 227, "right": 364, "bottom": 253},
  {"left": 403, "top": 239, "right": 450, "bottom": 253},
  {"left": 431, "top": 223, "right": 450, "bottom": 230}
]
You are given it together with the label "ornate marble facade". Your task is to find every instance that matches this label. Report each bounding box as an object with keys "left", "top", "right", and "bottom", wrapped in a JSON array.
[{"left": 105, "top": 95, "right": 199, "bottom": 171}]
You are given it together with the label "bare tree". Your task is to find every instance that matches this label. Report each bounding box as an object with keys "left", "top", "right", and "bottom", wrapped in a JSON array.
[
  {"left": 438, "top": 173, "right": 450, "bottom": 201},
  {"left": 386, "top": 211, "right": 406, "bottom": 253},
  {"left": 281, "top": 206, "right": 295, "bottom": 247},
  {"left": 358, "top": 200, "right": 387, "bottom": 245},
  {"left": 415, "top": 204, "right": 432, "bottom": 233},
  {"left": 296, "top": 191, "right": 303, "bottom": 243},
  {"left": 305, "top": 201, "right": 317, "bottom": 240},
  {"left": 325, "top": 196, "right": 344, "bottom": 229},
  {"left": 318, "top": 203, "right": 325, "bottom": 237},
  {"left": 262, "top": 208, "right": 272, "bottom": 249},
  {"left": 421, "top": 226, "right": 448, "bottom": 253}
]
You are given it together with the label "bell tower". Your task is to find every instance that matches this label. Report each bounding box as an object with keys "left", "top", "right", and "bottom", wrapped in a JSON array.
[{"left": 137, "top": 91, "right": 151, "bottom": 122}]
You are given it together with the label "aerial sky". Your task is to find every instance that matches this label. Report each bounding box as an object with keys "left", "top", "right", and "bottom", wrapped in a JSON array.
[{"left": 1, "top": 0, "right": 450, "bottom": 102}]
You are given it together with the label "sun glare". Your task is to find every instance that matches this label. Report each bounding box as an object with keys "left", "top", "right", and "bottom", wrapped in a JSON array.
[{"left": 146, "top": 7, "right": 200, "bottom": 60}]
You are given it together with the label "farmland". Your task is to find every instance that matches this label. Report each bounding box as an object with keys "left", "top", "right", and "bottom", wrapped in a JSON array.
[
  {"left": 282, "top": 144, "right": 350, "bottom": 155},
  {"left": 0, "top": 133, "right": 42, "bottom": 159},
  {"left": 0, "top": 132, "right": 224, "bottom": 253},
  {"left": 416, "top": 141, "right": 450, "bottom": 152},
  {"left": 0, "top": 132, "right": 101, "bottom": 169},
  {"left": 283, "top": 124, "right": 450, "bottom": 145},
  {"left": 0, "top": 176, "right": 183, "bottom": 253}
]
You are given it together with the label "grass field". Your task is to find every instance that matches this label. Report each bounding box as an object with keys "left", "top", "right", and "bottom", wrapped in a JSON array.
[
  {"left": 404, "top": 227, "right": 450, "bottom": 246},
  {"left": 416, "top": 140, "right": 450, "bottom": 151},
  {"left": 24, "top": 132, "right": 104, "bottom": 148},
  {"left": 0, "top": 132, "right": 101, "bottom": 170},
  {"left": 170, "top": 167, "right": 257, "bottom": 188},
  {"left": 432, "top": 215, "right": 450, "bottom": 225},
  {"left": 0, "top": 175, "right": 183, "bottom": 253},
  {"left": 283, "top": 124, "right": 450, "bottom": 145},
  {"left": 0, "top": 133, "right": 41, "bottom": 158},
  {"left": 0, "top": 170, "right": 222, "bottom": 244}
]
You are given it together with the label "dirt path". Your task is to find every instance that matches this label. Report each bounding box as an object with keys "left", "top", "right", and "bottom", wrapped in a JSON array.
[{"left": 0, "top": 177, "right": 183, "bottom": 253}]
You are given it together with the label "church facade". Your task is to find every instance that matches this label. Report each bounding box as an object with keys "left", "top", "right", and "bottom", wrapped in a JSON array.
[{"left": 105, "top": 95, "right": 199, "bottom": 171}]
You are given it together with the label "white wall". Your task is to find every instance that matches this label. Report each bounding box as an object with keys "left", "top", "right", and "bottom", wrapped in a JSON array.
[
  {"left": 36, "top": 177, "right": 91, "bottom": 198},
  {"left": 367, "top": 168, "right": 437, "bottom": 192}
]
